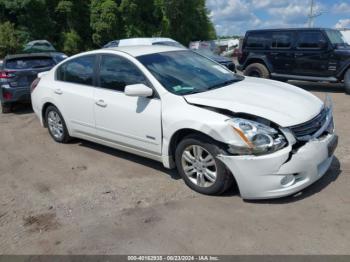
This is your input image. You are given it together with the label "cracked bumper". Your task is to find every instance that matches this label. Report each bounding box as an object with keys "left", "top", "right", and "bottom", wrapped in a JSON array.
[{"left": 218, "top": 133, "right": 338, "bottom": 200}]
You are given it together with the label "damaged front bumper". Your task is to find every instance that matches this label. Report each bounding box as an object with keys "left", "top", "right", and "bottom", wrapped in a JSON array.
[{"left": 218, "top": 133, "right": 338, "bottom": 200}]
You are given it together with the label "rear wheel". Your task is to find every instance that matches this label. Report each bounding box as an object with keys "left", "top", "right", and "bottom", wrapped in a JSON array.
[
  {"left": 175, "top": 134, "right": 234, "bottom": 195},
  {"left": 1, "top": 103, "right": 12, "bottom": 114},
  {"left": 45, "top": 105, "right": 71, "bottom": 143},
  {"left": 344, "top": 68, "right": 350, "bottom": 95},
  {"left": 244, "top": 63, "right": 270, "bottom": 78}
]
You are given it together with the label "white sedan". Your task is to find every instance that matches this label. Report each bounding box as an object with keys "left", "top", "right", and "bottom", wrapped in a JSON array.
[{"left": 31, "top": 45, "right": 337, "bottom": 199}]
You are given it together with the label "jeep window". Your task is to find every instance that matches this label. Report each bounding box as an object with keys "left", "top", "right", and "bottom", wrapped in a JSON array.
[
  {"left": 246, "top": 33, "right": 269, "bottom": 49},
  {"left": 137, "top": 50, "right": 242, "bottom": 95},
  {"left": 271, "top": 32, "right": 292, "bottom": 49},
  {"left": 297, "top": 32, "right": 325, "bottom": 49},
  {"left": 325, "top": 29, "right": 348, "bottom": 47}
]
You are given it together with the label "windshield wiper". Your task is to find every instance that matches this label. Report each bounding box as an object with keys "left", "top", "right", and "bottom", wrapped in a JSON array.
[{"left": 207, "top": 79, "right": 239, "bottom": 91}]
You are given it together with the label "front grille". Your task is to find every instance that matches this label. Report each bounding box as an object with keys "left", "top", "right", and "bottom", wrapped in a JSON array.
[{"left": 290, "top": 108, "right": 329, "bottom": 141}]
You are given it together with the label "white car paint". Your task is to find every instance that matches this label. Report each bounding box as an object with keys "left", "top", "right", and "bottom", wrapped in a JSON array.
[
  {"left": 105, "top": 38, "right": 184, "bottom": 48},
  {"left": 31, "top": 45, "right": 337, "bottom": 199}
]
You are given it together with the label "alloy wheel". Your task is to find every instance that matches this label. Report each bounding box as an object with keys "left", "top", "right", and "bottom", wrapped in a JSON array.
[
  {"left": 47, "top": 111, "right": 64, "bottom": 140},
  {"left": 181, "top": 145, "right": 217, "bottom": 188}
]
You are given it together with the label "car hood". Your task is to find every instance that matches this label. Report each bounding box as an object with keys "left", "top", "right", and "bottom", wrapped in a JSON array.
[{"left": 184, "top": 77, "right": 323, "bottom": 127}]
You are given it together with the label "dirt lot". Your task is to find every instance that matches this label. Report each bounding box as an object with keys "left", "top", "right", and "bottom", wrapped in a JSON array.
[{"left": 0, "top": 81, "right": 349, "bottom": 255}]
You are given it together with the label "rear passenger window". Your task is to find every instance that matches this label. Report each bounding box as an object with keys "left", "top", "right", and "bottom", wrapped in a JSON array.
[
  {"left": 297, "top": 32, "right": 325, "bottom": 49},
  {"left": 99, "top": 55, "right": 148, "bottom": 92},
  {"left": 57, "top": 55, "right": 95, "bottom": 86},
  {"left": 271, "top": 32, "right": 292, "bottom": 48},
  {"left": 246, "top": 33, "right": 269, "bottom": 49}
]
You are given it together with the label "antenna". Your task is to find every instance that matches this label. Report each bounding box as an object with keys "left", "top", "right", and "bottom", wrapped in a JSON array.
[{"left": 308, "top": 0, "right": 322, "bottom": 28}]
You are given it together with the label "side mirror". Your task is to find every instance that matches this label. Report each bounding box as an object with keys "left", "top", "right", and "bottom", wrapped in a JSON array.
[{"left": 124, "top": 84, "right": 153, "bottom": 98}]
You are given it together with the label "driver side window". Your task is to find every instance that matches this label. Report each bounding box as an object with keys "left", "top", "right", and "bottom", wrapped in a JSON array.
[{"left": 99, "top": 55, "right": 149, "bottom": 92}]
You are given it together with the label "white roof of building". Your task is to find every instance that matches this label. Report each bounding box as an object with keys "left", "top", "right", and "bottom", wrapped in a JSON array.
[{"left": 341, "top": 30, "right": 350, "bottom": 44}]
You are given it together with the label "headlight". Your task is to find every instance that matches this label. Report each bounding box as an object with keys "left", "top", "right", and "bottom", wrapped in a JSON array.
[{"left": 227, "top": 118, "right": 287, "bottom": 155}]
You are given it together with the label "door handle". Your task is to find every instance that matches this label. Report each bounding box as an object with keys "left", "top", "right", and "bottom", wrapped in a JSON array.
[
  {"left": 95, "top": 99, "right": 107, "bottom": 108},
  {"left": 270, "top": 52, "right": 279, "bottom": 55},
  {"left": 54, "top": 89, "right": 63, "bottom": 95},
  {"left": 295, "top": 53, "right": 304, "bottom": 57}
]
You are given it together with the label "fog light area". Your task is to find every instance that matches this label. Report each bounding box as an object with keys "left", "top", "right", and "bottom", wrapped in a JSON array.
[{"left": 280, "top": 174, "right": 296, "bottom": 187}]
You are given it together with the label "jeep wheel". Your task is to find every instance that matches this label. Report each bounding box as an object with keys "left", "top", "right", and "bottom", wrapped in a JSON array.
[
  {"left": 345, "top": 68, "right": 350, "bottom": 95},
  {"left": 244, "top": 63, "right": 270, "bottom": 79},
  {"left": 1, "top": 103, "right": 12, "bottom": 114}
]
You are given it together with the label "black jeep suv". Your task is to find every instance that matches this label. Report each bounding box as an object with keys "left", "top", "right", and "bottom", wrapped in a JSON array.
[{"left": 238, "top": 28, "right": 350, "bottom": 94}]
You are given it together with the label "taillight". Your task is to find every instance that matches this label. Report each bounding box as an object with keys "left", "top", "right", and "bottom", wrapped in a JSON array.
[
  {"left": 30, "top": 78, "right": 41, "bottom": 93},
  {"left": 0, "top": 71, "right": 16, "bottom": 79},
  {"left": 3, "top": 91, "right": 12, "bottom": 100}
]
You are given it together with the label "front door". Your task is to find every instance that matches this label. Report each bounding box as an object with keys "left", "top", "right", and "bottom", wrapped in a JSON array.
[{"left": 94, "top": 54, "right": 162, "bottom": 156}]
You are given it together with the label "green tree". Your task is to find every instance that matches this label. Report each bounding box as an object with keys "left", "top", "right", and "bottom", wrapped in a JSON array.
[
  {"left": 160, "top": 0, "right": 216, "bottom": 45},
  {"left": 0, "top": 22, "right": 23, "bottom": 57},
  {"left": 62, "top": 30, "right": 81, "bottom": 55},
  {"left": 90, "top": 0, "right": 123, "bottom": 47},
  {"left": 0, "top": 0, "right": 216, "bottom": 55},
  {"left": 120, "top": 0, "right": 164, "bottom": 37}
]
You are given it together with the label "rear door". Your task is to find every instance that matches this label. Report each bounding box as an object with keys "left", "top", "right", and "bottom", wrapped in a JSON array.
[
  {"left": 293, "top": 31, "right": 333, "bottom": 76},
  {"left": 268, "top": 31, "right": 295, "bottom": 74},
  {"left": 52, "top": 55, "right": 97, "bottom": 137},
  {"left": 4, "top": 56, "right": 55, "bottom": 88}
]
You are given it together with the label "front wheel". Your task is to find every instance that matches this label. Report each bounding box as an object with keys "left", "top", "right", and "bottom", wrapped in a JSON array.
[
  {"left": 175, "top": 134, "right": 234, "bottom": 195},
  {"left": 344, "top": 68, "right": 350, "bottom": 95},
  {"left": 45, "top": 105, "right": 71, "bottom": 143}
]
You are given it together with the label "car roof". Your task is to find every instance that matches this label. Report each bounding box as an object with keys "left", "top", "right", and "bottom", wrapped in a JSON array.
[
  {"left": 118, "top": 37, "right": 177, "bottom": 45},
  {"left": 103, "top": 45, "right": 186, "bottom": 57},
  {"left": 246, "top": 28, "right": 334, "bottom": 34}
]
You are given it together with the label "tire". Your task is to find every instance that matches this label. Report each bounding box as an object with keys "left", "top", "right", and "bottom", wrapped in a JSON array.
[
  {"left": 175, "top": 134, "right": 234, "bottom": 195},
  {"left": 244, "top": 63, "right": 270, "bottom": 78},
  {"left": 45, "top": 105, "right": 71, "bottom": 143},
  {"left": 344, "top": 68, "right": 350, "bottom": 95},
  {"left": 1, "top": 103, "right": 12, "bottom": 114}
]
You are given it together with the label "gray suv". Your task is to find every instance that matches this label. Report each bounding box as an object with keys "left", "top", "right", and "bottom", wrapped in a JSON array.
[{"left": 0, "top": 52, "right": 67, "bottom": 113}]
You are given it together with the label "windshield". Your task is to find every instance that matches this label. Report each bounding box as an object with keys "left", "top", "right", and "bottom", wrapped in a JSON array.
[
  {"left": 326, "top": 30, "right": 348, "bottom": 46},
  {"left": 194, "top": 49, "right": 217, "bottom": 59},
  {"left": 137, "top": 50, "right": 241, "bottom": 95}
]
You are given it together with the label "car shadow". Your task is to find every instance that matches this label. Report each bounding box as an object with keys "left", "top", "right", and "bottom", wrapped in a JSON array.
[
  {"left": 76, "top": 139, "right": 181, "bottom": 180},
  {"left": 288, "top": 80, "right": 345, "bottom": 93},
  {"left": 245, "top": 157, "right": 341, "bottom": 204},
  {"left": 10, "top": 102, "right": 34, "bottom": 115}
]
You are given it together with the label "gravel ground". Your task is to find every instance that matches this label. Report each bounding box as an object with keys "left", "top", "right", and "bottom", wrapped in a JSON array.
[{"left": 0, "top": 81, "right": 349, "bottom": 255}]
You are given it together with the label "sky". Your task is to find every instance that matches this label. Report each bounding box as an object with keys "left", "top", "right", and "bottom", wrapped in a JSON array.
[{"left": 206, "top": 0, "right": 350, "bottom": 36}]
